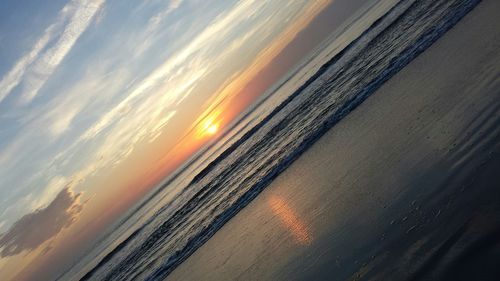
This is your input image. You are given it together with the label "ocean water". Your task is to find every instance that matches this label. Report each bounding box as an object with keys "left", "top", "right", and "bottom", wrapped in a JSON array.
[{"left": 66, "top": 0, "right": 480, "bottom": 280}]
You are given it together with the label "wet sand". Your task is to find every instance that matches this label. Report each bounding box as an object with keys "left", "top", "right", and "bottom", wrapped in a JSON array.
[{"left": 166, "top": 0, "right": 500, "bottom": 280}]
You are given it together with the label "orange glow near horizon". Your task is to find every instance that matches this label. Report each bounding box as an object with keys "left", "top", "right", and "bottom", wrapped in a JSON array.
[
  {"left": 146, "top": 0, "right": 332, "bottom": 183},
  {"left": 268, "top": 195, "right": 312, "bottom": 245}
]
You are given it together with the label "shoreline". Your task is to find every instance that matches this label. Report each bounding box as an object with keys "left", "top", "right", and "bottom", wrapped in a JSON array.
[{"left": 166, "top": 0, "right": 500, "bottom": 280}]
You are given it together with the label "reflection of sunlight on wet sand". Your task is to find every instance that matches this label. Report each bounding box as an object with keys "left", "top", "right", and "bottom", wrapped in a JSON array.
[{"left": 268, "top": 195, "right": 312, "bottom": 245}]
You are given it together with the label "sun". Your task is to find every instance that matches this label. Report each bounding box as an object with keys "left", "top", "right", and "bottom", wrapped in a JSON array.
[
  {"left": 197, "top": 116, "right": 220, "bottom": 138},
  {"left": 206, "top": 124, "right": 218, "bottom": 135}
]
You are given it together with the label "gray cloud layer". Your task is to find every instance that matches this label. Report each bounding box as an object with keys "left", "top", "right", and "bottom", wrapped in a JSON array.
[{"left": 0, "top": 188, "right": 83, "bottom": 257}]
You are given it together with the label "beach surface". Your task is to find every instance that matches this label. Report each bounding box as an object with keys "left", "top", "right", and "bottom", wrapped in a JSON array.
[{"left": 166, "top": 0, "right": 500, "bottom": 280}]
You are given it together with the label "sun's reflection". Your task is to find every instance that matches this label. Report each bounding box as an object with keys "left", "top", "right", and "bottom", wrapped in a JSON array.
[{"left": 268, "top": 195, "right": 312, "bottom": 245}]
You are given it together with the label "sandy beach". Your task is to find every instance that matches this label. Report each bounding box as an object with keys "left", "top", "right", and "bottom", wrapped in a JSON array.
[{"left": 165, "top": 0, "right": 500, "bottom": 280}]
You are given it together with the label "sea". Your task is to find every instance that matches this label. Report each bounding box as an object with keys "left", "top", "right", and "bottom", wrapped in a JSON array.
[{"left": 59, "top": 0, "right": 481, "bottom": 280}]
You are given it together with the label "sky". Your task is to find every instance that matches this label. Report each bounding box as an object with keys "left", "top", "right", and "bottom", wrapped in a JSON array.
[{"left": 0, "top": 0, "right": 369, "bottom": 279}]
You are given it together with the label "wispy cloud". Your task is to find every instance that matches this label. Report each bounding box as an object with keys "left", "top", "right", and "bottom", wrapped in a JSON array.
[
  {"left": 147, "top": 0, "right": 184, "bottom": 31},
  {"left": 0, "top": 24, "right": 56, "bottom": 103},
  {"left": 0, "top": 0, "right": 104, "bottom": 105}
]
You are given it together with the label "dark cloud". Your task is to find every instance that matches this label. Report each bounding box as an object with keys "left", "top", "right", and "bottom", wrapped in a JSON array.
[{"left": 0, "top": 188, "right": 83, "bottom": 257}]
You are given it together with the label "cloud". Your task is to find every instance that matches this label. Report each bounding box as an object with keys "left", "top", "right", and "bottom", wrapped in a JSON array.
[
  {"left": 0, "top": 188, "right": 84, "bottom": 257},
  {"left": 147, "top": 0, "right": 184, "bottom": 30},
  {"left": 0, "top": 24, "right": 55, "bottom": 103},
  {"left": 0, "top": 0, "right": 104, "bottom": 105}
]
